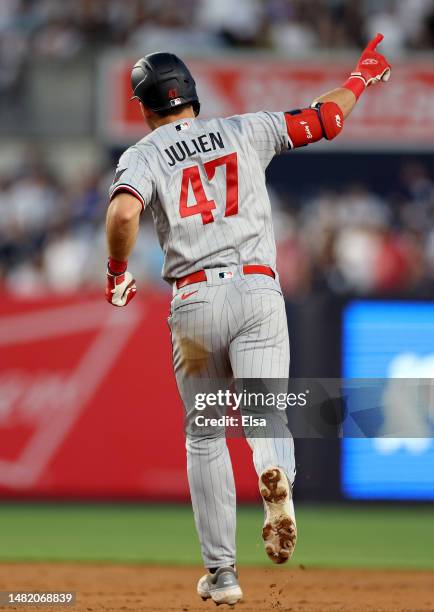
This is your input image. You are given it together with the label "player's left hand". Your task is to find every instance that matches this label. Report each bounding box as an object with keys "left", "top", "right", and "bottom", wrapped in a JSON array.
[
  {"left": 105, "top": 269, "right": 137, "bottom": 306},
  {"left": 351, "top": 33, "right": 391, "bottom": 87}
]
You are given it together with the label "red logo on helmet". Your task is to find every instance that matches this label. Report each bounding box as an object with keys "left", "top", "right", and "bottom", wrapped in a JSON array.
[{"left": 168, "top": 88, "right": 178, "bottom": 99}]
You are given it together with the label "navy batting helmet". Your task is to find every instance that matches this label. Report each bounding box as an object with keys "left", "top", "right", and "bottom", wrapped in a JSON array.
[{"left": 131, "top": 52, "right": 200, "bottom": 116}]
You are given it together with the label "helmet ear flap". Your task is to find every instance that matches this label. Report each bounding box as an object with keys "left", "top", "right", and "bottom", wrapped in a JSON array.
[{"left": 130, "top": 60, "right": 153, "bottom": 103}]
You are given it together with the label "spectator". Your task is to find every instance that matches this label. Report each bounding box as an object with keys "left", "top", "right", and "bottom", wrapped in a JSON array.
[
  {"left": 1, "top": 156, "right": 434, "bottom": 299},
  {"left": 1, "top": 0, "right": 433, "bottom": 65},
  {"left": 1, "top": 0, "right": 434, "bottom": 298}
]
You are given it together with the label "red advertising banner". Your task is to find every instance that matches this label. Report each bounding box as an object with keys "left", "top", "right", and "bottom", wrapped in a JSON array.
[
  {"left": 99, "top": 55, "right": 434, "bottom": 148},
  {"left": 0, "top": 292, "right": 257, "bottom": 500}
]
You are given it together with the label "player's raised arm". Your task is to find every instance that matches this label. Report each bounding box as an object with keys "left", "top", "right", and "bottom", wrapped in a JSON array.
[{"left": 285, "top": 34, "right": 391, "bottom": 149}]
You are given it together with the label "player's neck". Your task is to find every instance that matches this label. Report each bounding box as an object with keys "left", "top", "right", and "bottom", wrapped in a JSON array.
[{"left": 150, "top": 108, "right": 196, "bottom": 130}]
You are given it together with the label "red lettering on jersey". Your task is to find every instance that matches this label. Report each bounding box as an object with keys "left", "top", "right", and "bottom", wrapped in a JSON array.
[
  {"left": 179, "top": 153, "right": 239, "bottom": 225},
  {"left": 205, "top": 153, "right": 238, "bottom": 217},
  {"left": 179, "top": 166, "right": 216, "bottom": 224}
]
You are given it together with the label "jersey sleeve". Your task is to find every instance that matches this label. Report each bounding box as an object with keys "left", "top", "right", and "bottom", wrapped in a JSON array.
[
  {"left": 231, "top": 111, "right": 291, "bottom": 169},
  {"left": 109, "top": 146, "right": 154, "bottom": 211}
]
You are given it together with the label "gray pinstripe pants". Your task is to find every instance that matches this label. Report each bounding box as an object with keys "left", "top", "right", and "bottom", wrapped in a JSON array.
[{"left": 168, "top": 267, "right": 295, "bottom": 568}]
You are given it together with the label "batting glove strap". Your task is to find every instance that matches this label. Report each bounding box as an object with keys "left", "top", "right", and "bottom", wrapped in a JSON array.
[{"left": 106, "top": 270, "right": 137, "bottom": 307}]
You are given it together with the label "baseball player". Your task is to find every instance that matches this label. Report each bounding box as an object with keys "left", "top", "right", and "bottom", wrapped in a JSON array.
[{"left": 106, "top": 35, "right": 390, "bottom": 607}]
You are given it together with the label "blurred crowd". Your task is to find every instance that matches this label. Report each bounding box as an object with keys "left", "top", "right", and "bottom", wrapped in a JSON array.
[
  {"left": 1, "top": 0, "right": 434, "bottom": 300},
  {"left": 273, "top": 162, "right": 434, "bottom": 298},
  {"left": 1, "top": 154, "right": 433, "bottom": 300},
  {"left": 1, "top": 0, "right": 434, "bottom": 98}
]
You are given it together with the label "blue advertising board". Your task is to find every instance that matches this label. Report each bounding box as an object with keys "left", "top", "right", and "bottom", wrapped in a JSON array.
[{"left": 342, "top": 301, "right": 434, "bottom": 500}]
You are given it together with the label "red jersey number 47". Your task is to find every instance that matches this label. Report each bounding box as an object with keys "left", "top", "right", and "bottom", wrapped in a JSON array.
[{"left": 179, "top": 152, "right": 238, "bottom": 225}]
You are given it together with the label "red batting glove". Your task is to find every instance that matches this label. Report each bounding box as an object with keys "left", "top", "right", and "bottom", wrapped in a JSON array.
[
  {"left": 106, "top": 269, "right": 137, "bottom": 307},
  {"left": 343, "top": 33, "right": 391, "bottom": 99}
]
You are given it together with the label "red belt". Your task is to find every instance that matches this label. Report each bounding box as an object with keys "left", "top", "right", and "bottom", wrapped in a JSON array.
[{"left": 176, "top": 265, "right": 275, "bottom": 289}]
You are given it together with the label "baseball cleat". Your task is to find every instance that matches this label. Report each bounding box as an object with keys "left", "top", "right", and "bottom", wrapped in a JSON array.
[
  {"left": 197, "top": 566, "right": 243, "bottom": 606},
  {"left": 259, "top": 466, "right": 297, "bottom": 564}
]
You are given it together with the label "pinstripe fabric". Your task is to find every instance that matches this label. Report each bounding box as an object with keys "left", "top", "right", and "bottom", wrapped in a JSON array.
[
  {"left": 109, "top": 112, "right": 290, "bottom": 284},
  {"left": 109, "top": 145, "right": 155, "bottom": 206},
  {"left": 110, "top": 112, "right": 294, "bottom": 569},
  {"left": 168, "top": 268, "right": 295, "bottom": 568}
]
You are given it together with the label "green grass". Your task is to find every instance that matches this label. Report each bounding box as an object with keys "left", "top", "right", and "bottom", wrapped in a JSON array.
[{"left": 0, "top": 503, "right": 432, "bottom": 570}]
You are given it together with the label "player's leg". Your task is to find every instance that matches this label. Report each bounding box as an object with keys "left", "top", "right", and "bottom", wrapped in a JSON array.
[
  {"left": 168, "top": 285, "right": 238, "bottom": 575},
  {"left": 228, "top": 278, "right": 295, "bottom": 483},
  {"left": 228, "top": 277, "right": 296, "bottom": 563},
  {"left": 185, "top": 433, "right": 236, "bottom": 569}
]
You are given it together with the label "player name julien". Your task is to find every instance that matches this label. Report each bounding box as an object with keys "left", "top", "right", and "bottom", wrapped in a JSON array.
[
  {"left": 164, "top": 131, "right": 225, "bottom": 167},
  {"left": 195, "top": 415, "right": 267, "bottom": 427}
]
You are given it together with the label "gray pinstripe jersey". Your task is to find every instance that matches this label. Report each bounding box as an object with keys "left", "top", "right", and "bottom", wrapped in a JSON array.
[
  {"left": 109, "top": 114, "right": 296, "bottom": 570},
  {"left": 109, "top": 112, "right": 290, "bottom": 283}
]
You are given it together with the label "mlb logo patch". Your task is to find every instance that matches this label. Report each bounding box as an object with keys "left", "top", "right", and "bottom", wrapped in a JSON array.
[
  {"left": 219, "top": 271, "right": 234, "bottom": 279},
  {"left": 176, "top": 121, "right": 190, "bottom": 131}
]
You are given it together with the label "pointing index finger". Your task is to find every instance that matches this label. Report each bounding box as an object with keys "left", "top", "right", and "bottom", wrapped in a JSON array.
[{"left": 366, "top": 33, "right": 384, "bottom": 52}]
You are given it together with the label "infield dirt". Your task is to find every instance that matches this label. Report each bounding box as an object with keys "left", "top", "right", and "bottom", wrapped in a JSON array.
[{"left": 0, "top": 563, "right": 433, "bottom": 611}]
